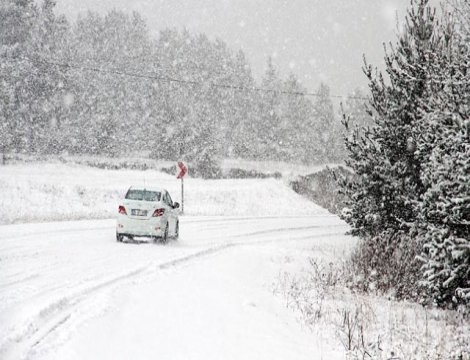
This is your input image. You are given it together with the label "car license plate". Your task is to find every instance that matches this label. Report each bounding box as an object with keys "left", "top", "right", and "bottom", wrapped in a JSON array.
[{"left": 131, "top": 209, "right": 147, "bottom": 216}]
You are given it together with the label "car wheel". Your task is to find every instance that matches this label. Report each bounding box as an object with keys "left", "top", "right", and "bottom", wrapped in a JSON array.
[
  {"left": 161, "top": 224, "right": 169, "bottom": 244},
  {"left": 116, "top": 232, "right": 123, "bottom": 242},
  {"left": 173, "top": 221, "right": 179, "bottom": 240}
]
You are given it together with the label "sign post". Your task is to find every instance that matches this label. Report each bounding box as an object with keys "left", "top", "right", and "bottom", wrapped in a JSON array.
[{"left": 176, "top": 161, "right": 188, "bottom": 214}]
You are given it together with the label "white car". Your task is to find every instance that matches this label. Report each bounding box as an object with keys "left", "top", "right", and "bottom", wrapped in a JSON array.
[{"left": 116, "top": 186, "right": 180, "bottom": 243}]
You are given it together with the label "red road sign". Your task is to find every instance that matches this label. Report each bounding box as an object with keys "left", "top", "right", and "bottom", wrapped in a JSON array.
[{"left": 176, "top": 161, "right": 187, "bottom": 179}]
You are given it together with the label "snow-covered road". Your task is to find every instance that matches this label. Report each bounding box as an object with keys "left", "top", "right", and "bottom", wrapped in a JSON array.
[{"left": 0, "top": 215, "right": 352, "bottom": 360}]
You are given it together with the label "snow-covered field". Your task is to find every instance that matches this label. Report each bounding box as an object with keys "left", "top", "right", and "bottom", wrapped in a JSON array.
[
  {"left": 0, "top": 162, "right": 468, "bottom": 359},
  {"left": 0, "top": 162, "right": 327, "bottom": 224}
]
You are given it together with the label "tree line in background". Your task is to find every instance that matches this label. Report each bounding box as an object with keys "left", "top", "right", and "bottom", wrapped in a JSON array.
[
  {"left": 340, "top": 0, "right": 469, "bottom": 309},
  {"left": 0, "top": 0, "right": 369, "bottom": 172}
]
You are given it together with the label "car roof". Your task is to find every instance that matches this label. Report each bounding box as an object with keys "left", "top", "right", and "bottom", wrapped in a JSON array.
[{"left": 128, "top": 186, "right": 166, "bottom": 193}]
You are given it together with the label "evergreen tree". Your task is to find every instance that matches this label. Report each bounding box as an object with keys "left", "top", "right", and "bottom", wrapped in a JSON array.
[
  {"left": 257, "top": 57, "right": 283, "bottom": 160},
  {"left": 417, "top": 1, "right": 470, "bottom": 307},
  {"left": 64, "top": 10, "right": 151, "bottom": 155},
  {"left": 341, "top": 89, "right": 373, "bottom": 133},
  {"left": 0, "top": 0, "right": 67, "bottom": 154},
  {"left": 279, "top": 73, "right": 314, "bottom": 163},
  {"left": 0, "top": 0, "right": 37, "bottom": 153},
  {"left": 339, "top": 0, "right": 452, "bottom": 298},
  {"left": 340, "top": 89, "right": 373, "bottom": 161},
  {"left": 0, "top": 3, "right": 345, "bottom": 166},
  {"left": 224, "top": 50, "right": 258, "bottom": 159},
  {"left": 31, "top": 0, "right": 70, "bottom": 154},
  {"left": 313, "top": 83, "right": 340, "bottom": 162}
]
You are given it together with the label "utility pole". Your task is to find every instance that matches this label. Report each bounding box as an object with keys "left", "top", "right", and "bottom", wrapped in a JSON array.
[{"left": 181, "top": 176, "right": 184, "bottom": 214}]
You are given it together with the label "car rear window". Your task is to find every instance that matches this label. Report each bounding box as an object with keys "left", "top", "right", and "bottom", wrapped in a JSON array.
[{"left": 125, "top": 189, "right": 161, "bottom": 202}]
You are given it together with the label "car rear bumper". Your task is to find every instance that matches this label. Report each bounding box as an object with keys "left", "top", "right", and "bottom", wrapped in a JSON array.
[{"left": 116, "top": 216, "right": 165, "bottom": 237}]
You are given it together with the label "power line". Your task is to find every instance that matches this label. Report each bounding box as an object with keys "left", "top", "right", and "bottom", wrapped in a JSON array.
[{"left": 15, "top": 55, "right": 370, "bottom": 101}]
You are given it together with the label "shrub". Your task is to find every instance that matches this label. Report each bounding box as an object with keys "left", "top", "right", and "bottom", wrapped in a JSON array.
[{"left": 290, "top": 167, "right": 353, "bottom": 214}]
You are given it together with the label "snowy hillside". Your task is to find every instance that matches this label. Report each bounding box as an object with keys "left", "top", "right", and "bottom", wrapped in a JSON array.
[{"left": 0, "top": 163, "right": 328, "bottom": 224}]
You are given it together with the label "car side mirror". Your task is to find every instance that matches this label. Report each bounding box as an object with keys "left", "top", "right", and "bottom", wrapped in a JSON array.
[{"left": 173, "top": 202, "right": 180, "bottom": 209}]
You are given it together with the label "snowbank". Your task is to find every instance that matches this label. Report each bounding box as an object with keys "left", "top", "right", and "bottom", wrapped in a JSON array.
[{"left": 0, "top": 163, "right": 328, "bottom": 224}]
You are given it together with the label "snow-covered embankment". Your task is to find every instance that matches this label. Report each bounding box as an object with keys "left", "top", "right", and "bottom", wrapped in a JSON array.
[{"left": 0, "top": 162, "right": 328, "bottom": 225}]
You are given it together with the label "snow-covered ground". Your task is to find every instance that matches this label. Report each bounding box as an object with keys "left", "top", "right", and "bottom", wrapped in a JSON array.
[
  {"left": 0, "top": 215, "right": 350, "bottom": 360},
  {"left": 1, "top": 162, "right": 468, "bottom": 359},
  {"left": 0, "top": 162, "right": 327, "bottom": 224}
]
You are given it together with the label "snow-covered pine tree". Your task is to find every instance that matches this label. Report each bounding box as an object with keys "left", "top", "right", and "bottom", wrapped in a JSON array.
[
  {"left": 256, "top": 57, "right": 283, "bottom": 161},
  {"left": 227, "top": 50, "right": 259, "bottom": 160},
  {"left": 65, "top": 10, "right": 152, "bottom": 156},
  {"left": 339, "top": 0, "right": 451, "bottom": 298},
  {"left": 1, "top": 0, "right": 38, "bottom": 153},
  {"left": 278, "top": 73, "right": 314, "bottom": 163},
  {"left": 341, "top": 89, "right": 373, "bottom": 135},
  {"left": 417, "top": 1, "right": 470, "bottom": 307},
  {"left": 31, "top": 0, "right": 70, "bottom": 154},
  {"left": 0, "top": 0, "right": 67, "bottom": 154},
  {"left": 313, "top": 83, "right": 339, "bottom": 162}
]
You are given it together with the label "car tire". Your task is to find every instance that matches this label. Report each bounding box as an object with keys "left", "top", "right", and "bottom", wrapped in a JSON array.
[
  {"left": 161, "top": 224, "right": 169, "bottom": 244},
  {"left": 173, "top": 221, "right": 179, "bottom": 240},
  {"left": 116, "top": 232, "right": 123, "bottom": 242}
]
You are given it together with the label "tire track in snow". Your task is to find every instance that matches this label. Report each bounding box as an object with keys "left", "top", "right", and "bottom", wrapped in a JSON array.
[
  {"left": 0, "top": 218, "right": 344, "bottom": 359},
  {"left": 0, "top": 242, "right": 239, "bottom": 360},
  {"left": 234, "top": 225, "right": 322, "bottom": 238}
]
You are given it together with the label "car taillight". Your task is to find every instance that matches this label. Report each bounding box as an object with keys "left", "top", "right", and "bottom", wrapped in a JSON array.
[
  {"left": 118, "top": 205, "right": 127, "bottom": 215},
  {"left": 152, "top": 208, "right": 165, "bottom": 217}
]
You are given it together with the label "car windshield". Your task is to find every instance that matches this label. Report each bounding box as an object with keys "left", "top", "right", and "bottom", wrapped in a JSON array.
[{"left": 125, "top": 189, "right": 161, "bottom": 202}]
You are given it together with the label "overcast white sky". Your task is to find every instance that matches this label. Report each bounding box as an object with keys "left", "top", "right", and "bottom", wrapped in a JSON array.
[{"left": 55, "top": 0, "right": 441, "bottom": 97}]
